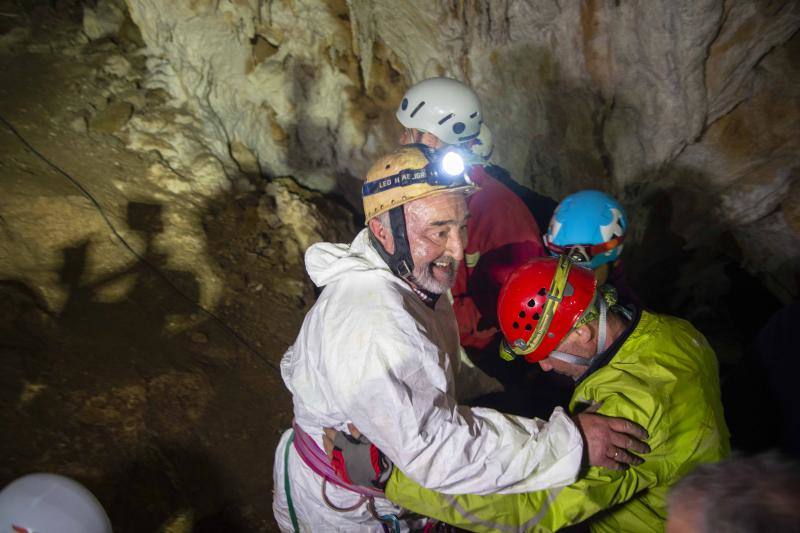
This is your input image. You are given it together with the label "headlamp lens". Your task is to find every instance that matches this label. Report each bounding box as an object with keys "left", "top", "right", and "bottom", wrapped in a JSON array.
[{"left": 440, "top": 150, "right": 465, "bottom": 177}]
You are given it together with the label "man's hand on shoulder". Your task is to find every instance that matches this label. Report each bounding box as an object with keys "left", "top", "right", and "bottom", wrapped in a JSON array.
[{"left": 573, "top": 404, "right": 650, "bottom": 470}]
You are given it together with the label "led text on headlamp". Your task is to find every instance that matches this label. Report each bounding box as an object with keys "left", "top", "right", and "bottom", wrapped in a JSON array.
[{"left": 361, "top": 148, "right": 471, "bottom": 198}]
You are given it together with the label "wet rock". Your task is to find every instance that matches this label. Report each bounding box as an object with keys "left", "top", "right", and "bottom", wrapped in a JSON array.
[
  {"left": 103, "top": 54, "right": 133, "bottom": 79},
  {"left": 73, "top": 384, "right": 148, "bottom": 446},
  {"left": 0, "top": 26, "right": 29, "bottom": 53},
  {"left": 146, "top": 371, "right": 213, "bottom": 440},
  {"left": 158, "top": 510, "right": 194, "bottom": 533},
  {"left": 229, "top": 140, "right": 260, "bottom": 176},
  {"left": 89, "top": 100, "right": 134, "bottom": 133},
  {"left": 69, "top": 115, "right": 87, "bottom": 133},
  {"left": 83, "top": 0, "right": 127, "bottom": 41},
  {"left": 189, "top": 331, "right": 208, "bottom": 344},
  {"left": 263, "top": 179, "right": 324, "bottom": 264},
  {"left": 124, "top": 0, "right": 799, "bottom": 302}
]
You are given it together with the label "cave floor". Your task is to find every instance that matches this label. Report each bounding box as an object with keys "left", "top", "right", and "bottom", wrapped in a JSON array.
[{"left": 0, "top": 6, "right": 301, "bottom": 532}]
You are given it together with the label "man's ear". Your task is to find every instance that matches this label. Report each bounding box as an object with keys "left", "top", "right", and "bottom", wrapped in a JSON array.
[
  {"left": 368, "top": 216, "right": 395, "bottom": 254},
  {"left": 574, "top": 323, "right": 596, "bottom": 347},
  {"left": 420, "top": 131, "right": 445, "bottom": 149}
]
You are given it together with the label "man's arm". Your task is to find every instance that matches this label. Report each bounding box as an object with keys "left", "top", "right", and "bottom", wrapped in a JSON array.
[
  {"left": 329, "top": 302, "right": 647, "bottom": 496},
  {"left": 386, "top": 461, "right": 657, "bottom": 533},
  {"left": 384, "top": 393, "right": 657, "bottom": 531},
  {"left": 341, "top": 371, "right": 584, "bottom": 495}
]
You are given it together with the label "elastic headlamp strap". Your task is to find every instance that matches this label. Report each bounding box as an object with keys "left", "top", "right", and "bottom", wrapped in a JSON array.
[{"left": 548, "top": 351, "right": 592, "bottom": 367}]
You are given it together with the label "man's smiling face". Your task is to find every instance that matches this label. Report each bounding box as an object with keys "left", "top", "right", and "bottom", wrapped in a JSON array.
[{"left": 404, "top": 192, "right": 469, "bottom": 294}]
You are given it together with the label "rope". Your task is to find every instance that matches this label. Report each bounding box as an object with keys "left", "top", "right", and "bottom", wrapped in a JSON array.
[
  {"left": 320, "top": 478, "right": 366, "bottom": 512},
  {"left": 367, "top": 497, "right": 401, "bottom": 533},
  {"left": 283, "top": 432, "right": 300, "bottom": 532}
]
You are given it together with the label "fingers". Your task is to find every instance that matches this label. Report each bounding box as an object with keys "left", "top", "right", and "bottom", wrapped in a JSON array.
[
  {"left": 590, "top": 449, "right": 626, "bottom": 470},
  {"left": 322, "top": 428, "right": 336, "bottom": 458},
  {"left": 609, "top": 430, "right": 651, "bottom": 455},
  {"left": 608, "top": 417, "right": 649, "bottom": 441},
  {"left": 593, "top": 445, "right": 643, "bottom": 470},
  {"left": 574, "top": 412, "right": 651, "bottom": 469},
  {"left": 347, "top": 423, "right": 362, "bottom": 439},
  {"left": 607, "top": 445, "right": 643, "bottom": 467}
]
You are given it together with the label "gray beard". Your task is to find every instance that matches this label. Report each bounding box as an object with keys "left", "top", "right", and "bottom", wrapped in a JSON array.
[{"left": 413, "top": 256, "right": 458, "bottom": 294}]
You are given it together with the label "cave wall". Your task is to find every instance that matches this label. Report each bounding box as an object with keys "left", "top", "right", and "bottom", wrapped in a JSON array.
[
  {"left": 120, "top": 0, "right": 799, "bottom": 302},
  {"left": 3, "top": 1, "right": 795, "bottom": 311}
]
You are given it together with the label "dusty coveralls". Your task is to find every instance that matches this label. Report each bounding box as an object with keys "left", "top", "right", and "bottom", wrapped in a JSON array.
[
  {"left": 273, "top": 229, "right": 582, "bottom": 532},
  {"left": 452, "top": 165, "right": 545, "bottom": 351},
  {"left": 386, "top": 310, "right": 731, "bottom": 532}
]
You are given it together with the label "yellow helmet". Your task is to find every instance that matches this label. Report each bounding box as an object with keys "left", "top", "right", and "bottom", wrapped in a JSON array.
[{"left": 362, "top": 145, "right": 476, "bottom": 221}]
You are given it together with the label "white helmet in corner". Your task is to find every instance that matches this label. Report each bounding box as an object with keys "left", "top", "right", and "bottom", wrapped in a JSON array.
[
  {"left": 396, "top": 77, "right": 482, "bottom": 145},
  {"left": 0, "top": 473, "right": 112, "bottom": 533}
]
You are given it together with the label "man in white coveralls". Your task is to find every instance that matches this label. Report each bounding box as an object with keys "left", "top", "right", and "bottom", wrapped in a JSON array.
[{"left": 272, "top": 144, "right": 649, "bottom": 531}]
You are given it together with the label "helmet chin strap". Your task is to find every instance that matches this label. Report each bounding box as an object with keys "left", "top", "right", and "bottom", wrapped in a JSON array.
[
  {"left": 369, "top": 207, "right": 440, "bottom": 307},
  {"left": 369, "top": 206, "right": 415, "bottom": 280},
  {"left": 547, "top": 297, "right": 608, "bottom": 374}
]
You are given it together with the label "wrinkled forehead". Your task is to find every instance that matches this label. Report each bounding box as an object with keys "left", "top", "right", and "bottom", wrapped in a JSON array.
[{"left": 404, "top": 191, "right": 469, "bottom": 228}]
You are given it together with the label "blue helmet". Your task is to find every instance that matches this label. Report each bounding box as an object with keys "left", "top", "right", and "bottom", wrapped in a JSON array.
[{"left": 544, "top": 190, "right": 627, "bottom": 269}]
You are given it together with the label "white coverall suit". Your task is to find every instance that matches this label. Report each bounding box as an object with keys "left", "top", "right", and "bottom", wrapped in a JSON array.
[{"left": 272, "top": 229, "right": 583, "bottom": 531}]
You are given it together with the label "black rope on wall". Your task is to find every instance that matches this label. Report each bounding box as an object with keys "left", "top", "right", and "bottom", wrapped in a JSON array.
[{"left": 0, "top": 114, "right": 281, "bottom": 374}]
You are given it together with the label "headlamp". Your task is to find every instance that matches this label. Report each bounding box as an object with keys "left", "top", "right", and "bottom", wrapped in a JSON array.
[
  {"left": 361, "top": 146, "right": 472, "bottom": 198},
  {"left": 440, "top": 150, "right": 465, "bottom": 176}
]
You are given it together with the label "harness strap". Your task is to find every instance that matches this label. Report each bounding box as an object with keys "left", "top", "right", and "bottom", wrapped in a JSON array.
[{"left": 292, "top": 422, "right": 385, "bottom": 498}]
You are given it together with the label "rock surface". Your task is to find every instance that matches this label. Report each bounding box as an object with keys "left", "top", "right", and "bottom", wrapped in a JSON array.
[{"left": 122, "top": 0, "right": 800, "bottom": 300}]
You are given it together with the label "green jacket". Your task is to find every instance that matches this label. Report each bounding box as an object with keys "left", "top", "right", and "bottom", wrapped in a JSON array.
[{"left": 386, "top": 310, "right": 730, "bottom": 532}]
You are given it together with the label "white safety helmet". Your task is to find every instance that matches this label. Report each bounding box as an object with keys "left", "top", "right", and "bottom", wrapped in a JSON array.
[
  {"left": 396, "top": 77, "right": 482, "bottom": 145},
  {"left": 0, "top": 473, "right": 112, "bottom": 533}
]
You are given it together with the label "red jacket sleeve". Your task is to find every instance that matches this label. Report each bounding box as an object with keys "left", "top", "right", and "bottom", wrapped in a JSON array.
[{"left": 452, "top": 166, "right": 546, "bottom": 349}]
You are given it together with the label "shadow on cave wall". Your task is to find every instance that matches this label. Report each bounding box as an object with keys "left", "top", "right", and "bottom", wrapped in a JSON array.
[
  {"left": 491, "top": 43, "right": 788, "bottom": 366},
  {"left": 0, "top": 196, "right": 291, "bottom": 531},
  {"left": 238, "top": 55, "right": 366, "bottom": 229},
  {"left": 624, "top": 177, "right": 785, "bottom": 366}
]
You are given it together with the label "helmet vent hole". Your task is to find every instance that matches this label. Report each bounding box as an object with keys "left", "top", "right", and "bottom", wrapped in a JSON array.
[
  {"left": 538, "top": 288, "right": 546, "bottom": 296},
  {"left": 512, "top": 321, "right": 519, "bottom": 329},
  {"left": 470, "top": 112, "right": 478, "bottom": 118},
  {"left": 410, "top": 101, "right": 425, "bottom": 118},
  {"left": 401, "top": 98, "right": 408, "bottom": 111},
  {"left": 525, "top": 324, "right": 532, "bottom": 331},
  {"left": 533, "top": 313, "right": 540, "bottom": 320},
  {"left": 438, "top": 113, "right": 454, "bottom": 125},
  {"left": 518, "top": 311, "right": 525, "bottom": 318},
  {"left": 527, "top": 299, "right": 535, "bottom": 307},
  {"left": 452, "top": 122, "right": 465, "bottom": 134}
]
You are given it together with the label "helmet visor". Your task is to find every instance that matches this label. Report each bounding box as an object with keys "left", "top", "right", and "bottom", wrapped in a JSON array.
[{"left": 543, "top": 235, "right": 625, "bottom": 264}]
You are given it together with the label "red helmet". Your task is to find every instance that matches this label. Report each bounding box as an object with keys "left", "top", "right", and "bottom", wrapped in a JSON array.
[{"left": 498, "top": 256, "right": 597, "bottom": 363}]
